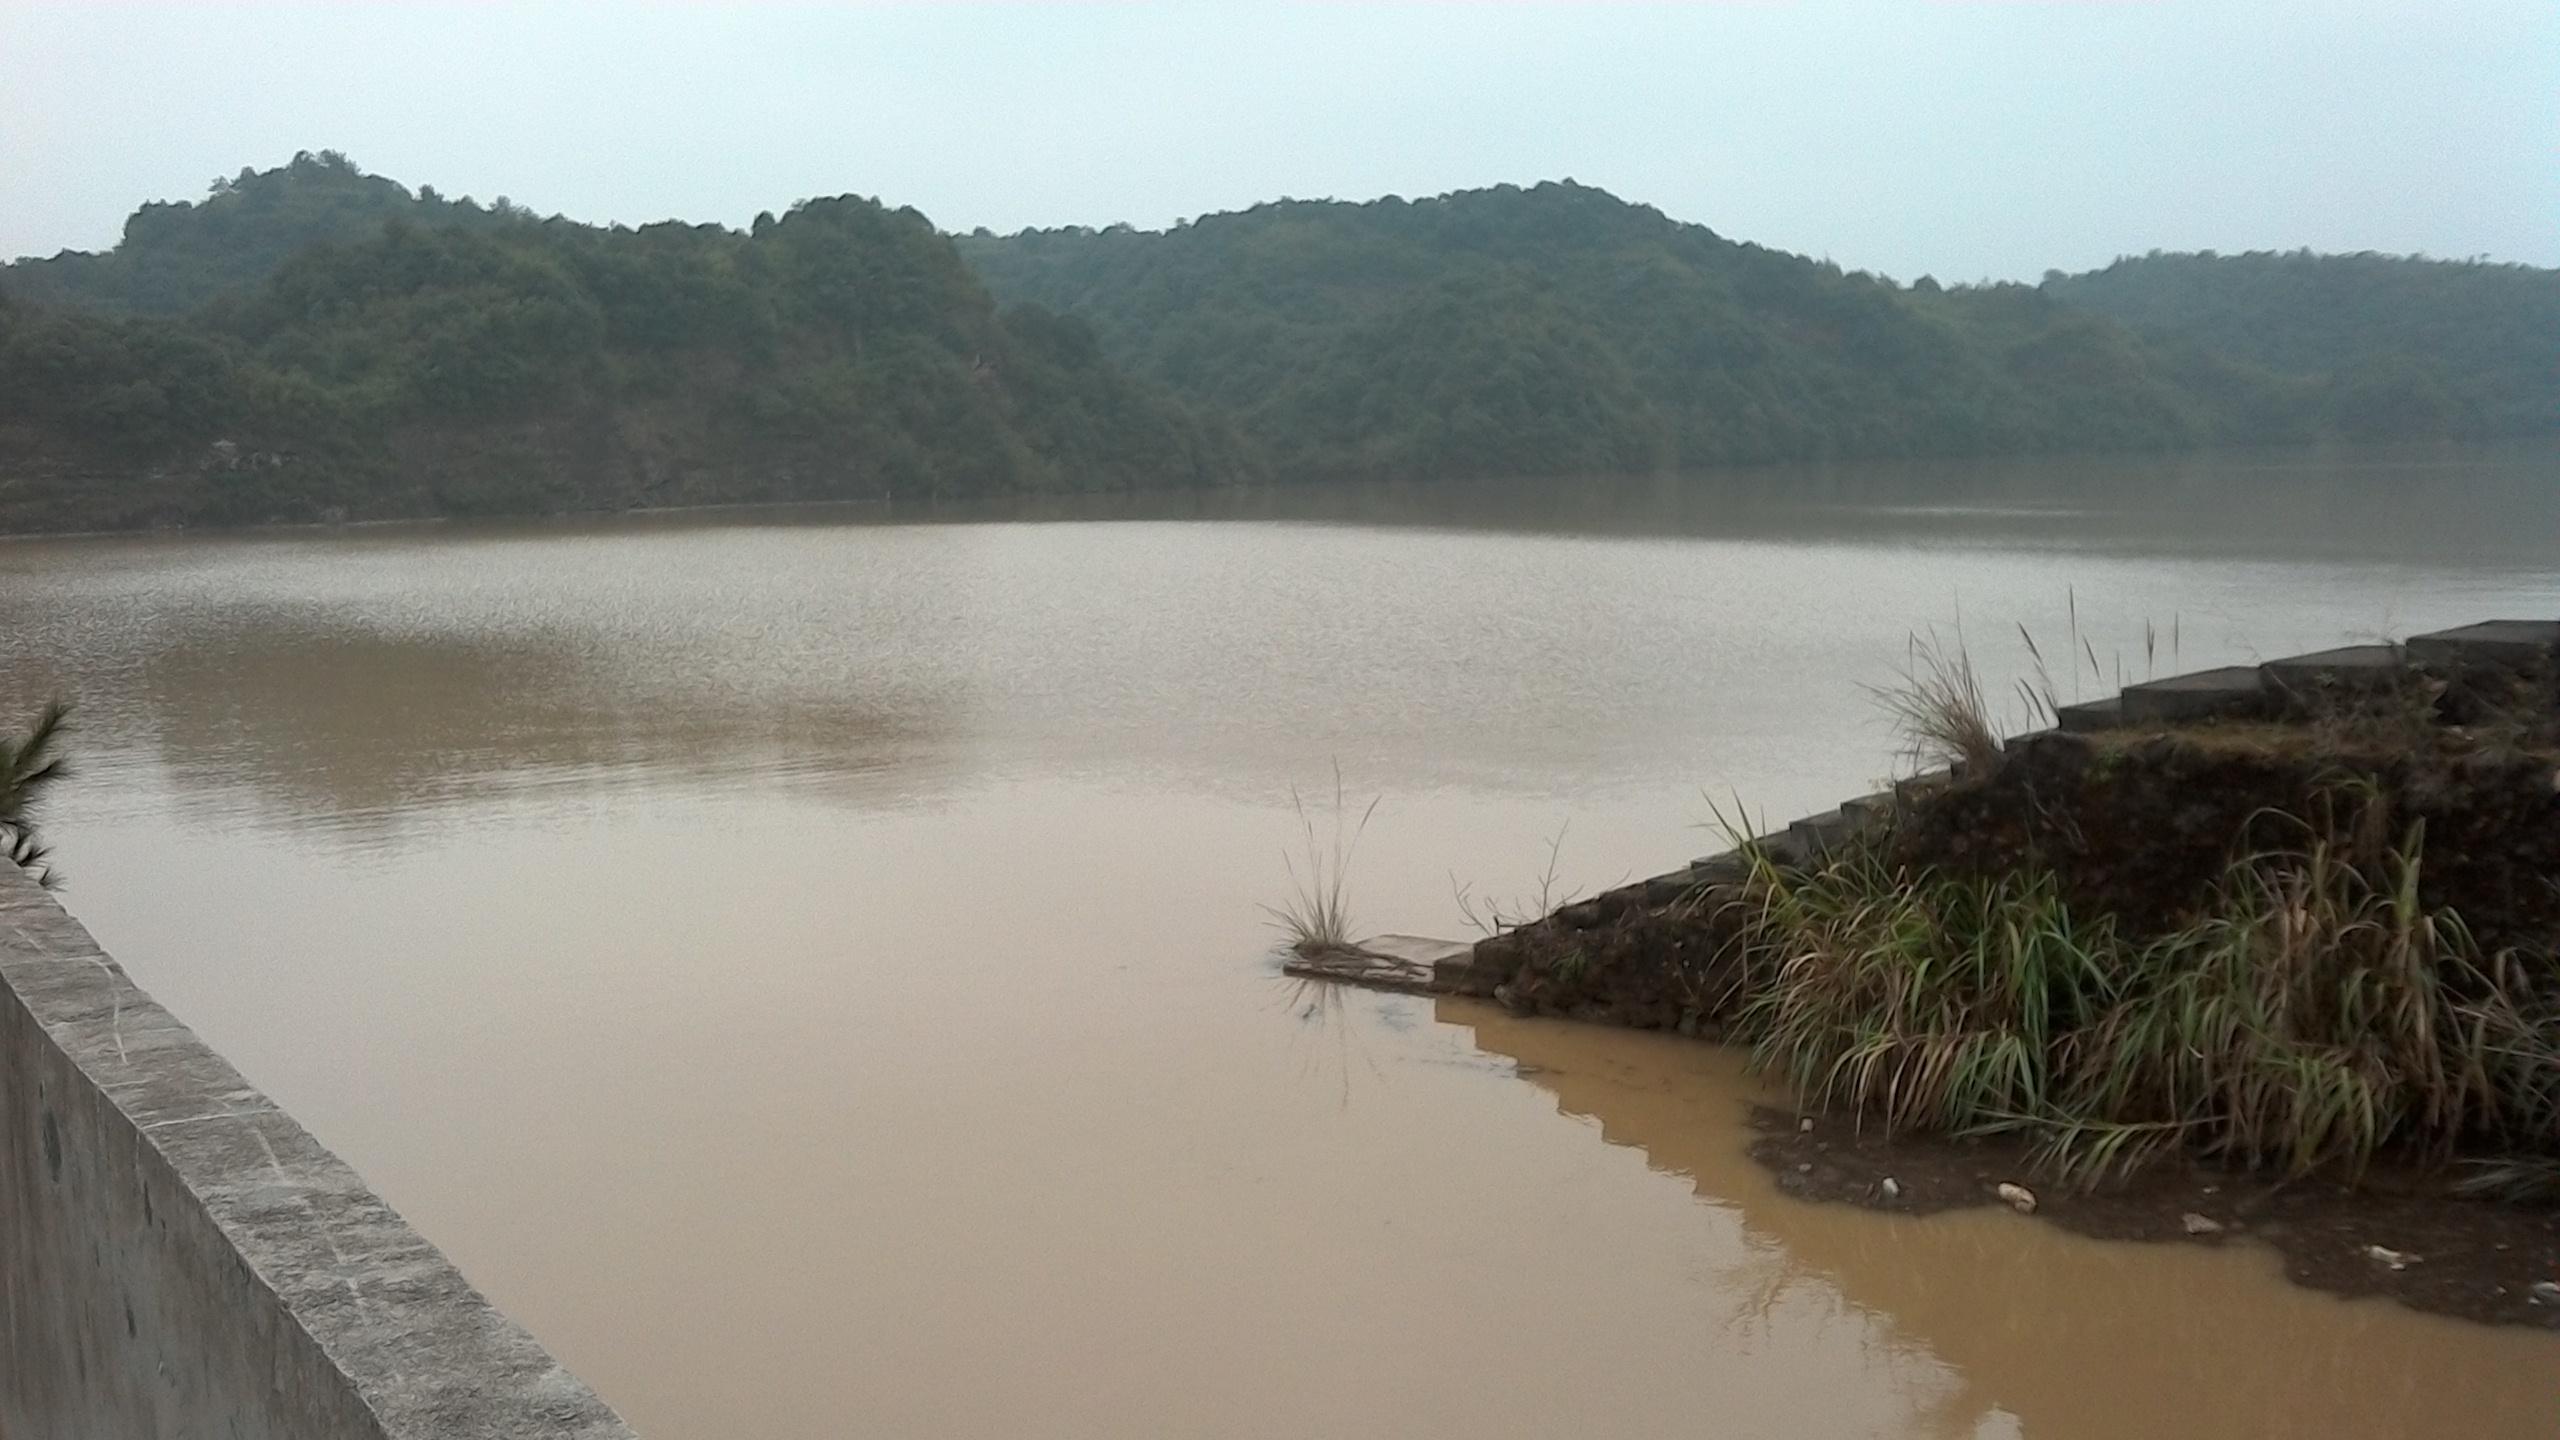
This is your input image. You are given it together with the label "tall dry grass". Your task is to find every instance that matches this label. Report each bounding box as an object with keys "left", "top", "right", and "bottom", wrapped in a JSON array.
[
  {"left": 1729, "top": 798, "right": 2560, "bottom": 1188},
  {"left": 0, "top": 699, "right": 71, "bottom": 885},
  {"left": 1262, "top": 764, "right": 1379, "bottom": 958},
  {"left": 1870, "top": 630, "right": 2007, "bottom": 775}
]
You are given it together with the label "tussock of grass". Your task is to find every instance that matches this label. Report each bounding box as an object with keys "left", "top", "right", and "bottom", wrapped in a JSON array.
[
  {"left": 0, "top": 699, "right": 71, "bottom": 886},
  {"left": 1874, "top": 597, "right": 2190, "bottom": 779},
  {"left": 1262, "top": 765, "right": 1378, "bottom": 959},
  {"left": 1870, "top": 631, "right": 2006, "bottom": 776},
  {"left": 1730, "top": 796, "right": 2560, "bottom": 1189}
]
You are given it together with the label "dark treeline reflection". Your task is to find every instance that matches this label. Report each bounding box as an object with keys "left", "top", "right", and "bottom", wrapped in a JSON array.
[
  {"left": 800, "top": 441, "right": 2560, "bottom": 567},
  {"left": 0, "top": 604, "right": 963, "bottom": 845},
  {"left": 1442, "top": 1001, "right": 2551, "bottom": 1440},
  {"left": 161, "top": 618, "right": 949, "bottom": 810}
]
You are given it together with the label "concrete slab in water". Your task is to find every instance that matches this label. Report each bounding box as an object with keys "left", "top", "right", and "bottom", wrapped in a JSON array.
[{"left": 1282, "top": 935, "right": 1470, "bottom": 995}]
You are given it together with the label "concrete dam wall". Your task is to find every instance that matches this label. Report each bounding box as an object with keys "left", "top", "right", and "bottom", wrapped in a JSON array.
[{"left": 0, "top": 861, "right": 634, "bottom": 1439}]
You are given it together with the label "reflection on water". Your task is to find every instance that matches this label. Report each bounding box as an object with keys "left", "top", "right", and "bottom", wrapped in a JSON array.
[
  {"left": 129, "top": 614, "right": 949, "bottom": 836},
  {"left": 1, "top": 448, "right": 2555, "bottom": 1438},
  {"left": 819, "top": 439, "right": 2560, "bottom": 567},
  {"left": 1445, "top": 1003, "right": 2560, "bottom": 1440}
]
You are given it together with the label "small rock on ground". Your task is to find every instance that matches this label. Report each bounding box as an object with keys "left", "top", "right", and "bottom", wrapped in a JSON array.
[{"left": 2364, "top": 1244, "right": 2419, "bottom": 1271}]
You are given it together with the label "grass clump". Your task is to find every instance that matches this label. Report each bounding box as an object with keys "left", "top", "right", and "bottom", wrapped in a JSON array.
[
  {"left": 1262, "top": 764, "right": 1378, "bottom": 959},
  {"left": 0, "top": 699, "right": 71, "bottom": 886},
  {"left": 1870, "top": 630, "right": 2007, "bottom": 776},
  {"left": 1731, "top": 799, "right": 2560, "bottom": 1189},
  {"left": 1871, "top": 597, "right": 2188, "bottom": 779}
]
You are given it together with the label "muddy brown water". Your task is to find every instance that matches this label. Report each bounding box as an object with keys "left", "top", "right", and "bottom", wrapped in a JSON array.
[{"left": 3, "top": 448, "right": 2557, "bottom": 1438}]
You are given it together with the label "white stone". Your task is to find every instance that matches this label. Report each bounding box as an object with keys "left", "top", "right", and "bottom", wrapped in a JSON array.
[{"left": 2363, "top": 1244, "right": 2417, "bottom": 1271}]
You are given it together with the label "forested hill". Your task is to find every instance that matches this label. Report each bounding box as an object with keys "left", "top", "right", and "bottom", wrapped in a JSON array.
[
  {"left": 957, "top": 182, "right": 2556, "bottom": 481},
  {"left": 4, "top": 158, "right": 2553, "bottom": 533},
  {"left": 2045, "top": 252, "right": 2560, "bottom": 439},
  {"left": 4, "top": 151, "right": 518, "bottom": 315},
  {"left": 0, "top": 155, "right": 1240, "bottom": 531}
]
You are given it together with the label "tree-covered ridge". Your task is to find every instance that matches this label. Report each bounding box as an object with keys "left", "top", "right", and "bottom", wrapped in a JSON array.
[
  {"left": 0, "top": 161, "right": 1241, "bottom": 530},
  {"left": 3, "top": 160, "right": 2553, "bottom": 532},
  {"left": 960, "top": 182, "right": 2554, "bottom": 480},
  {"left": 3, "top": 151, "right": 522, "bottom": 314},
  {"left": 2042, "top": 251, "right": 2560, "bottom": 439}
]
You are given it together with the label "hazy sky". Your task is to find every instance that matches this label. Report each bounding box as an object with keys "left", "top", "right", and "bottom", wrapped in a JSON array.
[{"left": 3, "top": 2, "right": 2553, "bottom": 280}]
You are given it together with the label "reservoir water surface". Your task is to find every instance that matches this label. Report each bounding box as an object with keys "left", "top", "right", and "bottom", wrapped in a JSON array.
[{"left": 3, "top": 446, "right": 2556, "bottom": 1438}]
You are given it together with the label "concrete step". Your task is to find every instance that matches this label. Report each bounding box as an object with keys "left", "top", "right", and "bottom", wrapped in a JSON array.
[
  {"left": 1789, "top": 809, "right": 1854, "bottom": 858},
  {"left": 1643, "top": 870, "right": 1702, "bottom": 904},
  {"left": 2120, "top": 665, "right": 2272, "bottom": 723},
  {"left": 2056, "top": 696, "right": 2122, "bottom": 733},
  {"left": 2406, "top": 620, "right": 2560, "bottom": 670},
  {"left": 1837, "top": 790, "right": 1898, "bottom": 828},
  {"left": 2261, "top": 644, "right": 2406, "bottom": 694},
  {"left": 1691, "top": 850, "right": 1749, "bottom": 883}
]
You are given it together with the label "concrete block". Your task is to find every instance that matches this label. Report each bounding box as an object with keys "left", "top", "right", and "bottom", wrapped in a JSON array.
[
  {"left": 1789, "top": 809, "right": 1854, "bottom": 858},
  {"left": 1557, "top": 900, "right": 1607, "bottom": 930},
  {"left": 1690, "top": 851, "right": 1749, "bottom": 883},
  {"left": 1837, "top": 790, "right": 1898, "bottom": 828},
  {"left": 2120, "top": 665, "right": 2271, "bottom": 723},
  {"left": 1594, "top": 883, "right": 1649, "bottom": 917},
  {"left": 1642, "top": 871, "right": 1700, "bottom": 904},
  {"left": 1470, "top": 932, "right": 1526, "bottom": 985},
  {"left": 2260, "top": 645, "right": 2409, "bottom": 703},
  {"left": 1893, "top": 768, "right": 1956, "bottom": 806},
  {"left": 2006, "top": 729, "right": 2096, "bottom": 771},
  {"left": 1284, "top": 935, "right": 1463, "bottom": 995},
  {"left": 2406, "top": 620, "right": 2560, "bottom": 670},
  {"left": 1354, "top": 934, "right": 1472, "bottom": 972},
  {"left": 1750, "top": 828, "right": 1811, "bottom": 868},
  {"left": 2055, "top": 696, "right": 2123, "bottom": 733}
]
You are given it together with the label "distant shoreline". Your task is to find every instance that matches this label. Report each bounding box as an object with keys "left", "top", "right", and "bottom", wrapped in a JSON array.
[{"left": 6, "top": 434, "right": 2550, "bottom": 547}]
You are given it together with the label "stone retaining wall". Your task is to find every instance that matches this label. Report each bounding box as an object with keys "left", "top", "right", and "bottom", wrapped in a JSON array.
[
  {"left": 1450, "top": 618, "right": 2560, "bottom": 1005},
  {"left": 0, "top": 862, "right": 636, "bottom": 1439}
]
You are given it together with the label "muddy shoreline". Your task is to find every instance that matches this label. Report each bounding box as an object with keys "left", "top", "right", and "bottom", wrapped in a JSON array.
[{"left": 1748, "top": 1104, "right": 2560, "bottom": 1329}]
